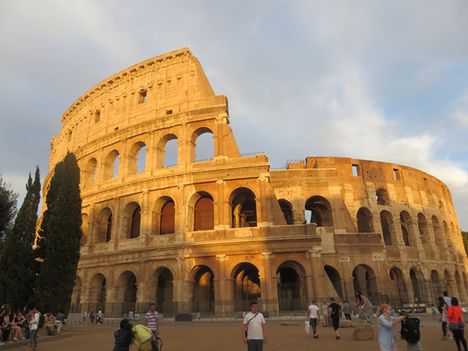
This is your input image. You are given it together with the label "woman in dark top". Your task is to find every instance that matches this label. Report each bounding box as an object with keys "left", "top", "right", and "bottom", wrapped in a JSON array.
[
  {"left": 329, "top": 298, "right": 341, "bottom": 340},
  {"left": 113, "top": 319, "right": 133, "bottom": 351}
]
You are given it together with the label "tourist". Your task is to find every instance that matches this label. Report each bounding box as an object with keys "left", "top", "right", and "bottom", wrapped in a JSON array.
[
  {"left": 144, "top": 302, "right": 161, "bottom": 349},
  {"left": 447, "top": 297, "right": 467, "bottom": 351},
  {"left": 320, "top": 301, "right": 329, "bottom": 327},
  {"left": 329, "top": 298, "right": 342, "bottom": 340},
  {"left": 438, "top": 296, "right": 449, "bottom": 340},
  {"left": 306, "top": 300, "right": 320, "bottom": 339},
  {"left": 113, "top": 318, "right": 133, "bottom": 351},
  {"left": 377, "top": 304, "right": 405, "bottom": 351},
  {"left": 89, "top": 310, "right": 95, "bottom": 323},
  {"left": 28, "top": 307, "right": 41, "bottom": 351},
  {"left": 357, "top": 292, "right": 373, "bottom": 324},
  {"left": 96, "top": 309, "right": 104, "bottom": 325},
  {"left": 443, "top": 291, "right": 452, "bottom": 307},
  {"left": 242, "top": 301, "right": 267, "bottom": 351},
  {"left": 10, "top": 310, "right": 26, "bottom": 341},
  {"left": 132, "top": 323, "right": 157, "bottom": 351},
  {"left": 343, "top": 301, "right": 352, "bottom": 320},
  {"left": 400, "top": 314, "right": 423, "bottom": 351}
]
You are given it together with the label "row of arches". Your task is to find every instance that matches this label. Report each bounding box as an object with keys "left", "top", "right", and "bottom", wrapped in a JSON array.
[
  {"left": 83, "top": 128, "right": 215, "bottom": 187},
  {"left": 82, "top": 188, "right": 258, "bottom": 244},
  {"left": 376, "top": 188, "right": 447, "bottom": 211}
]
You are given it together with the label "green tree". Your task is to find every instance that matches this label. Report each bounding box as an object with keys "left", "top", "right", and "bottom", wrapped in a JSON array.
[
  {"left": 0, "top": 174, "right": 18, "bottom": 237},
  {"left": 0, "top": 168, "right": 41, "bottom": 309},
  {"left": 36, "top": 153, "right": 82, "bottom": 314}
]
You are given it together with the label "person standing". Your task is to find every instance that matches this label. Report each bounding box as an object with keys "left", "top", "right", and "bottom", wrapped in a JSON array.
[
  {"left": 242, "top": 301, "right": 266, "bottom": 351},
  {"left": 329, "top": 298, "right": 342, "bottom": 340},
  {"left": 144, "top": 303, "right": 160, "bottom": 350},
  {"left": 447, "top": 297, "right": 467, "bottom": 351},
  {"left": 377, "top": 304, "right": 405, "bottom": 351},
  {"left": 306, "top": 301, "right": 320, "bottom": 339},
  {"left": 343, "top": 301, "right": 352, "bottom": 320},
  {"left": 28, "top": 307, "right": 40, "bottom": 351}
]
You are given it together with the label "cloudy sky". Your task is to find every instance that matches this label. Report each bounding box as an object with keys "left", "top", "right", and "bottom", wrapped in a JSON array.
[{"left": 1, "top": 0, "right": 468, "bottom": 227}]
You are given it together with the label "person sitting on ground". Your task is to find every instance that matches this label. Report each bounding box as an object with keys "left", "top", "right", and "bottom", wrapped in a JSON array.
[
  {"left": 113, "top": 318, "right": 133, "bottom": 351},
  {"left": 11, "top": 310, "right": 26, "bottom": 341},
  {"left": 44, "top": 312, "right": 57, "bottom": 335}
]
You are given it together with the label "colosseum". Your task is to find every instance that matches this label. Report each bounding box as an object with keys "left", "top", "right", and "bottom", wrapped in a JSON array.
[{"left": 43, "top": 48, "right": 467, "bottom": 317}]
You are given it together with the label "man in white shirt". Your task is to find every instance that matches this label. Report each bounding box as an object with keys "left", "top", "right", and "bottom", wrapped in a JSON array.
[
  {"left": 306, "top": 301, "right": 321, "bottom": 339},
  {"left": 28, "top": 306, "right": 40, "bottom": 351},
  {"left": 242, "top": 302, "right": 266, "bottom": 351}
]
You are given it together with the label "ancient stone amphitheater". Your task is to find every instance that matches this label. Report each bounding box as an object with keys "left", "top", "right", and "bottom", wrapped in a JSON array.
[{"left": 43, "top": 48, "right": 467, "bottom": 317}]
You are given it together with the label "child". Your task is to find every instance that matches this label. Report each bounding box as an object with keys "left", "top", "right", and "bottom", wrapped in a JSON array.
[{"left": 113, "top": 319, "right": 133, "bottom": 351}]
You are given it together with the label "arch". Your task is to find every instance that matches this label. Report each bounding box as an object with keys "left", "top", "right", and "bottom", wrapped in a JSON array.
[
  {"left": 431, "top": 215, "right": 443, "bottom": 245},
  {"left": 191, "top": 192, "right": 214, "bottom": 231},
  {"left": 400, "top": 211, "right": 413, "bottom": 246},
  {"left": 352, "top": 264, "right": 379, "bottom": 302},
  {"left": 376, "top": 188, "right": 390, "bottom": 205},
  {"left": 230, "top": 187, "right": 257, "bottom": 228},
  {"left": 276, "top": 261, "right": 307, "bottom": 312},
  {"left": 89, "top": 273, "right": 107, "bottom": 312},
  {"left": 431, "top": 270, "right": 443, "bottom": 300},
  {"left": 104, "top": 150, "right": 120, "bottom": 179},
  {"left": 192, "top": 127, "right": 214, "bottom": 162},
  {"left": 304, "top": 196, "right": 333, "bottom": 226},
  {"left": 324, "top": 265, "right": 343, "bottom": 299},
  {"left": 70, "top": 276, "right": 82, "bottom": 313},
  {"left": 278, "top": 199, "right": 293, "bottom": 225},
  {"left": 160, "top": 199, "right": 175, "bottom": 234},
  {"left": 96, "top": 208, "right": 113, "bottom": 243},
  {"left": 192, "top": 265, "right": 215, "bottom": 314},
  {"left": 123, "top": 202, "right": 141, "bottom": 239},
  {"left": 84, "top": 158, "right": 97, "bottom": 187},
  {"left": 232, "top": 263, "right": 261, "bottom": 311},
  {"left": 116, "top": 271, "right": 138, "bottom": 316},
  {"left": 417, "top": 213, "right": 429, "bottom": 244},
  {"left": 380, "top": 210, "right": 394, "bottom": 245},
  {"left": 127, "top": 141, "right": 146, "bottom": 175},
  {"left": 444, "top": 270, "right": 455, "bottom": 295},
  {"left": 357, "top": 207, "right": 374, "bottom": 233},
  {"left": 157, "top": 134, "right": 178, "bottom": 167},
  {"left": 80, "top": 213, "right": 89, "bottom": 246},
  {"left": 389, "top": 267, "right": 409, "bottom": 305},
  {"left": 410, "top": 268, "right": 428, "bottom": 303},
  {"left": 154, "top": 267, "right": 174, "bottom": 315}
]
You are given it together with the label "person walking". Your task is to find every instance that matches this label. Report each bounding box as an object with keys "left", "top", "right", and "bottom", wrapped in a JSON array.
[
  {"left": 438, "top": 296, "right": 449, "bottom": 340},
  {"left": 447, "top": 297, "right": 467, "bottom": 351},
  {"left": 343, "top": 301, "right": 352, "bottom": 320},
  {"left": 242, "top": 301, "right": 267, "bottom": 351},
  {"left": 329, "top": 298, "right": 342, "bottom": 340},
  {"left": 377, "top": 304, "right": 405, "bottom": 351},
  {"left": 306, "top": 301, "right": 320, "bottom": 339},
  {"left": 28, "top": 307, "right": 41, "bottom": 351}
]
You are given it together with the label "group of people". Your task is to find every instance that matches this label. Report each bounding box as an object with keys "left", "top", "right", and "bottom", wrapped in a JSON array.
[
  {"left": 113, "top": 302, "right": 161, "bottom": 351},
  {"left": 82, "top": 309, "right": 104, "bottom": 324},
  {"left": 437, "top": 291, "right": 467, "bottom": 351},
  {"left": 0, "top": 306, "right": 42, "bottom": 351}
]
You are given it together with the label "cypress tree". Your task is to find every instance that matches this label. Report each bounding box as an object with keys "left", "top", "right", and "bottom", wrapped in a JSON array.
[
  {"left": 36, "top": 153, "right": 82, "bottom": 313},
  {"left": 0, "top": 168, "right": 41, "bottom": 309},
  {"left": 0, "top": 174, "right": 18, "bottom": 237}
]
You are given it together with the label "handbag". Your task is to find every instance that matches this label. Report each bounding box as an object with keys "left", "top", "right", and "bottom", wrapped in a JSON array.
[{"left": 449, "top": 320, "right": 464, "bottom": 331}]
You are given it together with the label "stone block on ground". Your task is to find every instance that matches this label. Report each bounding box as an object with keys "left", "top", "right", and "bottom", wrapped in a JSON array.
[{"left": 353, "top": 324, "right": 375, "bottom": 341}]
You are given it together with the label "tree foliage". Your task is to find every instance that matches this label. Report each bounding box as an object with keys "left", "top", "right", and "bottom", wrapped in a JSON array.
[
  {"left": 0, "top": 168, "right": 41, "bottom": 309},
  {"left": 36, "top": 153, "right": 82, "bottom": 313},
  {"left": 0, "top": 174, "right": 18, "bottom": 237}
]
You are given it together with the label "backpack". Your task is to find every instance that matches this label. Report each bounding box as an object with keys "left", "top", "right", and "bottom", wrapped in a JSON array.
[
  {"left": 400, "top": 317, "right": 420, "bottom": 344},
  {"left": 38, "top": 313, "right": 45, "bottom": 329}
]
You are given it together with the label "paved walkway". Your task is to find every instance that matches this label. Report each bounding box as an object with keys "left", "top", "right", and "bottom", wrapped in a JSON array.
[{"left": 0, "top": 316, "right": 453, "bottom": 351}]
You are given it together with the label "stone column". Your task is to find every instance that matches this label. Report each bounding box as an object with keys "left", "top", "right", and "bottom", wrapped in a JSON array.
[
  {"left": 215, "top": 255, "right": 229, "bottom": 316},
  {"left": 260, "top": 252, "right": 278, "bottom": 314}
]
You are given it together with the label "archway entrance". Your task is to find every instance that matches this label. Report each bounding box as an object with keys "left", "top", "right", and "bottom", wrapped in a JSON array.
[
  {"left": 324, "top": 265, "right": 343, "bottom": 299},
  {"left": 232, "top": 263, "right": 261, "bottom": 311},
  {"left": 117, "top": 271, "right": 138, "bottom": 316},
  {"left": 192, "top": 266, "right": 215, "bottom": 314},
  {"left": 410, "top": 268, "right": 428, "bottom": 304},
  {"left": 89, "top": 273, "right": 106, "bottom": 312},
  {"left": 389, "top": 267, "right": 408, "bottom": 305},
  {"left": 154, "top": 267, "right": 174, "bottom": 315},
  {"left": 353, "top": 264, "right": 379, "bottom": 303},
  {"left": 277, "top": 261, "right": 306, "bottom": 311}
]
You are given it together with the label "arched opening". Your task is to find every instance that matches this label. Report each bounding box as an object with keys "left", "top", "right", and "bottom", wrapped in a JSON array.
[
  {"left": 80, "top": 213, "right": 89, "bottom": 246},
  {"left": 96, "top": 208, "right": 112, "bottom": 243},
  {"left": 154, "top": 267, "right": 174, "bottom": 315},
  {"left": 278, "top": 199, "right": 293, "bottom": 225},
  {"left": 432, "top": 216, "right": 443, "bottom": 245},
  {"left": 410, "top": 268, "right": 428, "bottom": 304},
  {"left": 192, "top": 192, "right": 214, "bottom": 231},
  {"left": 389, "top": 267, "right": 408, "bottom": 305},
  {"left": 400, "top": 211, "right": 413, "bottom": 246},
  {"left": 232, "top": 263, "right": 261, "bottom": 311},
  {"left": 160, "top": 200, "right": 175, "bottom": 234},
  {"left": 417, "top": 213, "right": 429, "bottom": 244},
  {"left": 230, "top": 188, "right": 257, "bottom": 228},
  {"left": 304, "top": 196, "right": 333, "bottom": 226},
  {"left": 123, "top": 202, "right": 141, "bottom": 239},
  {"left": 127, "top": 142, "right": 146, "bottom": 175},
  {"left": 444, "top": 270, "right": 454, "bottom": 295},
  {"left": 104, "top": 150, "right": 120, "bottom": 179},
  {"left": 353, "top": 264, "right": 379, "bottom": 303},
  {"left": 70, "top": 276, "right": 82, "bottom": 313},
  {"left": 89, "top": 273, "right": 106, "bottom": 312},
  {"left": 277, "top": 261, "right": 306, "bottom": 312},
  {"left": 376, "top": 188, "right": 390, "bottom": 205},
  {"left": 116, "top": 271, "right": 138, "bottom": 316},
  {"left": 357, "top": 207, "right": 374, "bottom": 233},
  {"left": 157, "top": 134, "right": 178, "bottom": 167},
  {"left": 324, "top": 265, "right": 343, "bottom": 299},
  {"left": 192, "top": 128, "right": 214, "bottom": 162},
  {"left": 431, "top": 270, "right": 443, "bottom": 300},
  {"left": 192, "top": 266, "right": 215, "bottom": 314},
  {"left": 380, "top": 210, "right": 394, "bottom": 245},
  {"left": 84, "top": 158, "right": 97, "bottom": 187}
]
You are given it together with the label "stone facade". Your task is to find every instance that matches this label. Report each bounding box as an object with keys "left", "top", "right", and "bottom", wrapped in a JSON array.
[{"left": 41, "top": 48, "right": 467, "bottom": 317}]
